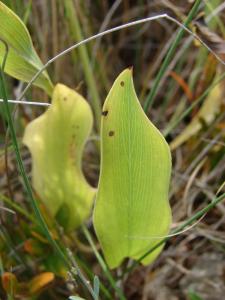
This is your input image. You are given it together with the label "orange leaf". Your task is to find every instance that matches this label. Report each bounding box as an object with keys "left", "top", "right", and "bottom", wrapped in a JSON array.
[
  {"left": 169, "top": 71, "right": 193, "bottom": 101},
  {"left": 29, "top": 272, "right": 55, "bottom": 294},
  {"left": 24, "top": 239, "right": 43, "bottom": 255},
  {"left": 1, "top": 272, "right": 18, "bottom": 293}
]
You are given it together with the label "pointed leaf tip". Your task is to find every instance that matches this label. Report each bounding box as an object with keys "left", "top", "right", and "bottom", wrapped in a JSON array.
[{"left": 94, "top": 69, "right": 172, "bottom": 268}]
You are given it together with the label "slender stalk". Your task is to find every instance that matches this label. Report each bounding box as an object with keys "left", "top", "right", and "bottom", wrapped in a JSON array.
[
  {"left": 0, "top": 194, "right": 36, "bottom": 224},
  {"left": 17, "top": 12, "right": 225, "bottom": 108},
  {"left": 143, "top": 0, "right": 202, "bottom": 112},
  {"left": 51, "top": 0, "right": 59, "bottom": 82},
  {"left": 0, "top": 99, "right": 50, "bottom": 106},
  {"left": 76, "top": 256, "right": 112, "bottom": 300},
  {"left": 124, "top": 193, "right": 225, "bottom": 275},
  {"left": 23, "top": 0, "right": 32, "bottom": 24},
  {"left": 0, "top": 255, "right": 3, "bottom": 274},
  {"left": 67, "top": 249, "right": 98, "bottom": 300},
  {"left": 82, "top": 225, "right": 126, "bottom": 300}
]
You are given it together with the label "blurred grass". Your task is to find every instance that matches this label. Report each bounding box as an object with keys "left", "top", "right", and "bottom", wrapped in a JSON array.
[{"left": 0, "top": 1, "right": 225, "bottom": 299}]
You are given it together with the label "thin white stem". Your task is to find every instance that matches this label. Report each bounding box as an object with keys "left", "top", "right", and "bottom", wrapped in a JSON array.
[
  {"left": 17, "top": 13, "right": 225, "bottom": 102},
  {"left": 0, "top": 99, "right": 50, "bottom": 106},
  {"left": 0, "top": 206, "right": 16, "bottom": 214},
  {"left": 125, "top": 212, "right": 206, "bottom": 240}
]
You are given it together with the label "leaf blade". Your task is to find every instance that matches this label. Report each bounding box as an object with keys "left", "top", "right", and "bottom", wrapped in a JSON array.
[
  {"left": 94, "top": 69, "right": 172, "bottom": 268},
  {"left": 0, "top": 2, "right": 53, "bottom": 94},
  {"left": 23, "top": 84, "right": 95, "bottom": 230}
]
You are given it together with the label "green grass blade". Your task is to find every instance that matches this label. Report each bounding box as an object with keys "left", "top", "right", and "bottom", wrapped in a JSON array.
[
  {"left": 0, "top": 40, "right": 69, "bottom": 268},
  {"left": 82, "top": 225, "right": 126, "bottom": 300},
  {"left": 63, "top": 0, "right": 101, "bottom": 131},
  {"left": 144, "top": 0, "right": 202, "bottom": 111}
]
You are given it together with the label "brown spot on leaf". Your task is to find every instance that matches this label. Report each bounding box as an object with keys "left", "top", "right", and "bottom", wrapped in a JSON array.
[
  {"left": 102, "top": 110, "right": 108, "bottom": 116},
  {"left": 120, "top": 81, "right": 125, "bottom": 87},
  {"left": 63, "top": 97, "right": 67, "bottom": 101},
  {"left": 108, "top": 130, "right": 115, "bottom": 137}
]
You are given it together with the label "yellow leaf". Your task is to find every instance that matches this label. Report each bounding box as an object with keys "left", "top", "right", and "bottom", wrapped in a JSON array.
[
  {"left": 29, "top": 272, "right": 54, "bottom": 294},
  {"left": 23, "top": 84, "right": 95, "bottom": 230}
]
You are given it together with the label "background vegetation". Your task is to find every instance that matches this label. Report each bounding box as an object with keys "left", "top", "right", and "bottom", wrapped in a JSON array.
[{"left": 0, "top": 0, "right": 225, "bottom": 299}]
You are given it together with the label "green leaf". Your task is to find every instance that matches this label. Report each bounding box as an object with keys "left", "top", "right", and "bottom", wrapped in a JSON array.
[
  {"left": 93, "top": 69, "right": 172, "bottom": 269},
  {"left": 23, "top": 84, "right": 95, "bottom": 231},
  {"left": 188, "top": 290, "right": 204, "bottom": 300},
  {"left": 0, "top": 1, "right": 53, "bottom": 94}
]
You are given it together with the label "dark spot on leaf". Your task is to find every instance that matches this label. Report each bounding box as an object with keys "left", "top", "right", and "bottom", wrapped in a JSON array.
[
  {"left": 108, "top": 130, "right": 115, "bottom": 137},
  {"left": 63, "top": 97, "right": 67, "bottom": 101},
  {"left": 120, "top": 81, "right": 125, "bottom": 87},
  {"left": 102, "top": 110, "right": 108, "bottom": 116}
]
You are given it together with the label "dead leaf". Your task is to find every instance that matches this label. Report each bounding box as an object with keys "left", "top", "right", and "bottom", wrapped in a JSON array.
[{"left": 170, "top": 81, "right": 224, "bottom": 150}]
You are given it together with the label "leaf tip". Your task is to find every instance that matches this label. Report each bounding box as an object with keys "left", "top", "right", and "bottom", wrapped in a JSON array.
[{"left": 128, "top": 65, "right": 133, "bottom": 73}]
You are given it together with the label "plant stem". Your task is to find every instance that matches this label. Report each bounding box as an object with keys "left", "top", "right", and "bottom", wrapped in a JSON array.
[
  {"left": 82, "top": 225, "right": 127, "bottom": 300},
  {"left": 67, "top": 249, "right": 98, "bottom": 300},
  {"left": 124, "top": 193, "right": 225, "bottom": 275},
  {"left": 76, "top": 256, "right": 112, "bottom": 300},
  {"left": 0, "top": 194, "right": 36, "bottom": 224},
  {"left": 143, "top": 0, "right": 202, "bottom": 112}
]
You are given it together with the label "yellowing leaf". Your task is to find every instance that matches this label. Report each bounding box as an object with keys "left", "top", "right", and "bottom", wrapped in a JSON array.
[
  {"left": 0, "top": 2, "right": 53, "bottom": 94},
  {"left": 93, "top": 69, "right": 172, "bottom": 269},
  {"left": 29, "top": 272, "right": 54, "bottom": 294},
  {"left": 170, "top": 82, "right": 223, "bottom": 150},
  {"left": 23, "top": 84, "right": 95, "bottom": 231}
]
